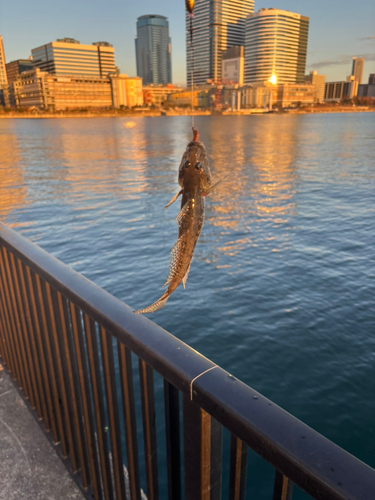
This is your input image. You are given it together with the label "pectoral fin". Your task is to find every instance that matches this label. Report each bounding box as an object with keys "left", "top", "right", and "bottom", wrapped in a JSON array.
[
  {"left": 201, "top": 175, "right": 229, "bottom": 196},
  {"left": 165, "top": 190, "right": 183, "bottom": 209}
]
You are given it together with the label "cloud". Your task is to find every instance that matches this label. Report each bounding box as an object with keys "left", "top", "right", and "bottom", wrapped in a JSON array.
[
  {"left": 359, "top": 35, "right": 375, "bottom": 41},
  {"left": 310, "top": 53, "right": 375, "bottom": 69}
]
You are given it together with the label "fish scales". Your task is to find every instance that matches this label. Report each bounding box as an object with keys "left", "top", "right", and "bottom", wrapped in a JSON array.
[{"left": 134, "top": 137, "right": 212, "bottom": 314}]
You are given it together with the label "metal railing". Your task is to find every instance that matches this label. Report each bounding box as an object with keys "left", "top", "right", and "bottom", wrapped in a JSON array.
[{"left": 0, "top": 221, "right": 374, "bottom": 500}]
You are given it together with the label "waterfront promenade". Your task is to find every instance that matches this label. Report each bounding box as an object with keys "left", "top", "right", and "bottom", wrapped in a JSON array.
[{"left": 0, "top": 364, "right": 83, "bottom": 500}]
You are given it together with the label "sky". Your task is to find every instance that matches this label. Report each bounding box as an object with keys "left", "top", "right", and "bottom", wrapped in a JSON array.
[{"left": 1, "top": 0, "right": 374, "bottom": 85}]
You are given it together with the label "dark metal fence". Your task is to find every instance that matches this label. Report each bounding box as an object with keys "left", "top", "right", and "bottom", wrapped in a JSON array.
[{"left": 0, "top": 221, "right": 374, "bottom": 500}]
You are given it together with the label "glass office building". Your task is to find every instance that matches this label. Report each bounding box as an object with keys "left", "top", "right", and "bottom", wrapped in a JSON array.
[
  {"left": 244, "top": 9, "right": 309, "bottom": 84},
  {"left": 186, "top": 0, "right": 254, "bottom": 85},
  {"left": 31, "top": 38, "right": 116, "bottom": 78},
  {"left": 135, "top": 15, "right": 172, "bottom": 85}
]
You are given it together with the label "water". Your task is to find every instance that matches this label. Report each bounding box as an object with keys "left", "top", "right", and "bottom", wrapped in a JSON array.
[{"left": 1, "top": 114, "right": 374, "bottom": 498}]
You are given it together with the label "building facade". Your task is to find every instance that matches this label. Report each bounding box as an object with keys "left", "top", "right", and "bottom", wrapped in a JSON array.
[
  {"left": 351, "top": 57, "right": 364, "bottom": 84},
  {"left": 6, "top": 59, "right": 33, "bottom": 83},
  {"left": 186, "top": 0, "right": 254, "bottom": 86},
  {"left": 143, "top": 84, "right": 182, "bottom": 106},
  {"left": 244, "top": 8, "right": 309, "bottom": 85},
  {"left": 276, "top": 83, "right": 314, "bottom": 107},
  {"left": 11, "top": 68, "right": 113, "bottom": 109},
  {"left": 135, "top": 15, "right": 172, "bottom": 85},
  {"left": 324, "top": 80, "right": 358, "bottom": 101},
  {"left": 31, "top": 38, "right": 116, "bottom": 78},
  {"left": 222, "top": 46, "right": 244, "bottom": 85},
  {"left": 357, "top": 74, "right": 375, "bottom": 98},
  {"left": 304, "top": 70, "right": 325, "bottom": 103}
]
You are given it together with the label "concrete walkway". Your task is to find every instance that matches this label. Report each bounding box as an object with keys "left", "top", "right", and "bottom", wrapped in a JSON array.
[{"left": 0, "top": 364, "right": 84, "bottom": 500}]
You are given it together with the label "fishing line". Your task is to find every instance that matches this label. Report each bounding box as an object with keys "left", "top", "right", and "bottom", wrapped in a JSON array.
[
  {"left": 186, "top": 0, "right": 196, "bottom": 137},
  {"left": 189, "top": 13, "right": 194, "bottom": 130}
]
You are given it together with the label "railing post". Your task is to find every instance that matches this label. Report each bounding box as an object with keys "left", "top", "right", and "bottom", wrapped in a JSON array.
[
  {"left": 139, "top": 359, "right": 159, "bottom": 500},
  {"left": 228, "top": 434, "right": 247, "bottom": 500},
  {"left": 118, "top": 342, "right": 141, "bottom": 500},
  {"left": 273, "top": 470, "right": 293, "bottom": 500},
  {"left": 183, "top": 395, "right": 222, "bottom": 500},
  {"left": 164, "top": 380, "right": 181, "bottom": 500}
]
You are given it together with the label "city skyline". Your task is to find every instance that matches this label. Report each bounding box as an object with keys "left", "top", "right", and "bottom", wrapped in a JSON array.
[{"left": 0, "top": 0, "right": 374, "bottom": 85}]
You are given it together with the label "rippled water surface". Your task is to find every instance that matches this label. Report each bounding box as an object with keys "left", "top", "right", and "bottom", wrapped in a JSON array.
[{"left": 1, "top": 114, "right": 374, "bottom": 498}]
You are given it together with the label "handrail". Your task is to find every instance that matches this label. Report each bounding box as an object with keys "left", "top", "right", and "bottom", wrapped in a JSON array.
[{"left": 0, "top": 221, "right": 374, "bottom": 500}]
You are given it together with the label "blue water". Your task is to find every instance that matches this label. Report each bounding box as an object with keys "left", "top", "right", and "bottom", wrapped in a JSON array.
[{"left": 1, "top": 114, "right": 374, "bottom": 498}]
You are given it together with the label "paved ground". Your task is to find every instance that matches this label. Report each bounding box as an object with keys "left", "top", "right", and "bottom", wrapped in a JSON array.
[{"left": 0, "top": 364, "right": 84, "bottom": 500}]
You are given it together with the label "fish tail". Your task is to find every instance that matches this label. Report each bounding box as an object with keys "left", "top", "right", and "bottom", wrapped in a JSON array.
[{"left": 134, "top": 291, "right": 170, "bottom": 314}]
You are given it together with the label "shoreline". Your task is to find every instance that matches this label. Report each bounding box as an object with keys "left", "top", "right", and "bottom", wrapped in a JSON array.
[{"left": 0, "top": 107, "right": 373, "bottom": 119}]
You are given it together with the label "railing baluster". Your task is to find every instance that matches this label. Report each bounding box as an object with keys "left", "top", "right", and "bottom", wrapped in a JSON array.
[
  {"left": 100, "top": 326, "right": 127, "bottom": 500},
  {"left": 23, "top": 265, "right": 53, "bottom": 431},
  {"left": 33, "top": 273, "right": 66, "bottom": 448},
  {"left": 0, "top": 266, "right": 19, "bottom": 380},
  {"left": 164, "top": 380, "right": 181, "bottom": 500},
  {"left": 273, "top": 470, "right": 293, "bottom": 500},
  {"left": 0, "top": 247, "right": 26, "bottom": 390},
  {"left": 3, "top": 248, "right": 33, "bottom": 398},
  {"left": 183, "top": 396, "right": 223, "bottom": 500},
  {"left": 228, "top": 434, "right": 247, "bottom": 500},
  {"left": 0, "top": 288, "right": 11, "bottom": 370},
  {"left": 5, "top": 250, "right": 36, "bottom": 406},
  {"left": 14, "top": 259, "right": 44, "bottom": 419},
  {"left": 45, "top": 283, "right": 79, "bottom": 465},
  {"left": 9, "top": 252, "right": 40, "bottom": 411},
  {"left": 0, "top": 302, "right": 6, "bottom": 364},
  {"left": 56, "top": 293, "right": 88, "bottom": 475},
  {"left": 118, "top": 342, "right": 141, "bottom": 500},
  {"left": 84, "top": 314, "right": 114, "bottom": 500},
  {"left": 139, "top": 359, "right": 159, "bottom": 500},
  {"left": 69, "top": 303, "right": 100, "bottom": 496}
]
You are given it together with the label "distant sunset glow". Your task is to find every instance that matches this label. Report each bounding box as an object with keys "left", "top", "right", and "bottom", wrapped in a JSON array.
[{"left": 269, "top": 74, "right": 277, "bottom": 84}]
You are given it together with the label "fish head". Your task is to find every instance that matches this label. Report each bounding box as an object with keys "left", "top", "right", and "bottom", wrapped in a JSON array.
[{"left": 178, "top": 141, "right": 211, "bottom": 192}]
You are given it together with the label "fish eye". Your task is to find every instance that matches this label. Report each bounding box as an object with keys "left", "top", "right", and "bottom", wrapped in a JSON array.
[
  {"left": 195, "top": 162, "right": 201, "bottom": 170},
  {"left": 184, "top": 160, "right": 191, "bottom": 168}
]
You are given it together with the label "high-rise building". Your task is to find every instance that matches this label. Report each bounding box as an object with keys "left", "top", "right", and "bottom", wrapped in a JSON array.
[
  {"left": 305, "top": 70, "right": 325, "bottom": 103},
  {"left": 31, "top": 38, "right": 116, "bottom": 77},
  {"left": 351, "top": 57, "right": 364, "bottom": 84},
  {"left": 244, "top": 8, "right": 309, "bottom": 85},
  {"left": 6, "top": 59, "right": 33, "bottom": 83},
  {"left": 186, "top": 0, "right": 254, "bottom": 86},
  {"left": 135, "top": 15, "right": 172, "bottom": 85},
  {"left": 0, "top": 35, "right": 7, "bottom": 87},
  {"left": 0, "top": 35, "right": 9, "bottom": 106}
]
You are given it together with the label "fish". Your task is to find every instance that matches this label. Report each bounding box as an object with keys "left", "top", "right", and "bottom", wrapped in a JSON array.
[{"left": 134, "top": 130, "right": 218, "bottom": 314}]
